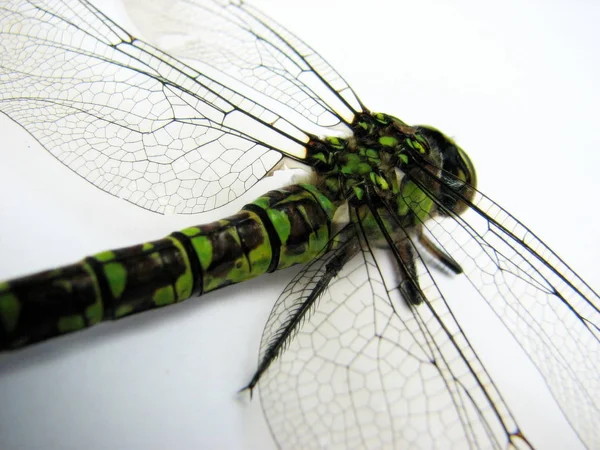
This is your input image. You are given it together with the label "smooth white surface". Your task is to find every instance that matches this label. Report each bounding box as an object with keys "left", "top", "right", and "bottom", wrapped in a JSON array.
[{"left": 0, "top": 0, "right": 599, "bottom": 449}]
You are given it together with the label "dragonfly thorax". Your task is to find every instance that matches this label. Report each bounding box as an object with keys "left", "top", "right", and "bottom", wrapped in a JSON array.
[{"left": 307, "top": 112, "right": 477, "bottom": 230}]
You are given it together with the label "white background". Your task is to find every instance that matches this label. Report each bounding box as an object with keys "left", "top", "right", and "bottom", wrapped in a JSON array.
[{"left": 0, "top": 0, "right": 599, "bottom": 449}]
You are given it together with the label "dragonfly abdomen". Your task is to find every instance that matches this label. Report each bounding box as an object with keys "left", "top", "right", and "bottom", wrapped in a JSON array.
[{"left": 0, "top": 184, "right": 336, "bottom": 350}]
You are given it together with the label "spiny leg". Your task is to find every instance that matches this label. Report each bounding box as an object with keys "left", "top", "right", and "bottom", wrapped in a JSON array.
[
  {"left": 417, "top": 232, "right": 463, "bottom": 275},
  {"left": 242, "top": 231, "right": 358, "bottom": 393}
]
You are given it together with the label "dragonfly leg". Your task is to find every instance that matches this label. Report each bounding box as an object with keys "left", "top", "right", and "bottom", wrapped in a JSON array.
[
  {"left": 394, "top": 238, "right": 426, "bottom": 306},
  {"left": 241, "top": 234, "right": 358, "bottom": 394},
  {"left": 417, "top": 233, "right": 463, "bottom": 274}
]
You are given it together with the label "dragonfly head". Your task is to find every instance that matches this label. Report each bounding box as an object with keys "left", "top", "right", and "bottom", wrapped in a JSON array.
[{"left": 413, "top": 126, "right": 477, "bottom": 216}]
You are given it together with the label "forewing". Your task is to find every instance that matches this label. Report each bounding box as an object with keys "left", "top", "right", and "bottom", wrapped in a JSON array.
[
  {"left": 416, "top": 178, "right": 600, "bottom": 449},
  {"left": 122, "top": 0, "right": 363, "bottom": 128},
  {"left": 257, "top": 221, "right": 527, "bottom": 449},
  {"left": 0, "top": 1, "right": 357, "bottom": 214}
]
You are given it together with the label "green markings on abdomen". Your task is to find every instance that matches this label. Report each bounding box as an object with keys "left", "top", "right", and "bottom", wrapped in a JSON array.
[
  {"left": 247, "top": 184, "right": 335, "bottom": 271},
  {"left": 0, "top": 262, "right": 104, "bottom": 349},
  {"left": 85, "top": 237, "right": 194, "bottom": 320},
  {"left": 181, "top": 209, "right": 274, "bottom": 293},
  {"left": 0, "top": 184, "right": 336, "bottom": 350},
  {"left": 0, "top": 237, "right": 195, "bottom": 349},
  {"left": 181, "top": 184, "right": 336, "bottom": 294}
]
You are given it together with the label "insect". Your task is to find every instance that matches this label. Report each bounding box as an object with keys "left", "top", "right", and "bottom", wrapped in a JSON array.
[{"left": 0, "top": 0, "right": 596, "bottom": 450}]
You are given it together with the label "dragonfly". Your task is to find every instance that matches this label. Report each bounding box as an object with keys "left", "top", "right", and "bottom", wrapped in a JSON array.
[{"left": 3, "top": 0, "right": 596, "bottom": 448}]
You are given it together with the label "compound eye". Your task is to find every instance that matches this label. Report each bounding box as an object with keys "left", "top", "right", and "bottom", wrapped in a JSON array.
[
  {"left": 445, "top": 144, "right": 477, "bottom": 215},
  {"left": 414, "top": 126, "right": 478, "bottom": 216},
  {"left": 455, "top": 145, "right": 477, "bottom": 190}
]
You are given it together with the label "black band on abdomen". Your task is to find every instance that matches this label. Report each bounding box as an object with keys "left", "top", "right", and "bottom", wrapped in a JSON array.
[
  {"left": 170, "top": 231, "right": 204, "bottom": 297},
  {"left": 242, "top": 203, "right": 282, "bottom": 273}
]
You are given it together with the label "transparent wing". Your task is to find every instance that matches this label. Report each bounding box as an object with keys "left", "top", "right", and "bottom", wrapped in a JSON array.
[
  {"left": 254, "top": 166, "right": 599, "bottom": 449},
  {"left": 0, "top": 0, "right": 363, "bottom": 214},
  {"left": 385, "top": 146, "right": 600, "bottom": 448},
  {"left": 414, "top": 175, "right": 600, "bottom": 449},
  {"left": 122, "top": 0, "right": 363, "bottom": 128},
  {"left": 256, "top": 221, "right": 530, "bottom": 449}
]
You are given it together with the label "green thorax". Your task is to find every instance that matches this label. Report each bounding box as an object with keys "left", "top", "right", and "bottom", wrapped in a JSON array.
[{"left": 307, "top": 111, "right": 444, "bottom": 234}]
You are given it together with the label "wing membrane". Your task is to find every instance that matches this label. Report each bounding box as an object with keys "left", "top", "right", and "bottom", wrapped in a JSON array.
[
  {"left": 255, "top": 159, "right": 599, "bottom": 448},
  {"left": 0, "top": 0, "right": 362, "bottom": 214},
  {"left": 122, "top": 0, "right": 363, "bottom": 128},
  {"left": 396, "top": 156, "right": 600, "bottom": 449},
  {"left": 256, "top": 218, "right": 528, "bottom": 449},
  {"left": 415, "top": 180, "right": 600, "bottom": 449}
]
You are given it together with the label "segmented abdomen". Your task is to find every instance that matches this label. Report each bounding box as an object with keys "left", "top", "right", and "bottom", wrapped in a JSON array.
[{"left": 0, "top": 184, "right": 335, "bottom": 350}]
